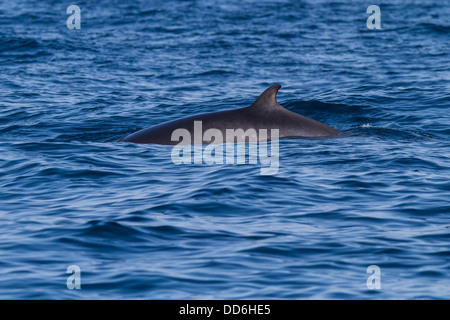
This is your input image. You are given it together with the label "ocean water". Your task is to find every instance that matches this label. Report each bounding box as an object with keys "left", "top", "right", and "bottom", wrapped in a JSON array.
[{"left": 0, "top": 0, "right": 449, "bottom": 299}]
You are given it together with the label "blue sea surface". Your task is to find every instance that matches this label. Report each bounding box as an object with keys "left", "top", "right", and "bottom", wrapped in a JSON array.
[{"left": 0, "top": 0, "right": 449, "bottom": 299}]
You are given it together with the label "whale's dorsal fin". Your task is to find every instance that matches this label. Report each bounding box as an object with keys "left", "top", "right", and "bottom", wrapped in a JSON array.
[{"left": 250, "top": 84, "right": 282, "bottom": 110}]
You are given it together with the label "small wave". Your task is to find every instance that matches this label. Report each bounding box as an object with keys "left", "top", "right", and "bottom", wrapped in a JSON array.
[
  {"left": 418, "top": 22, "right": 450, "bottom": 34},
  {"left": 0, "top": 37, "right": 40, "bottom": 52},
  {"left": 350, "top": 126, "right": 439, "bottom": 141}
]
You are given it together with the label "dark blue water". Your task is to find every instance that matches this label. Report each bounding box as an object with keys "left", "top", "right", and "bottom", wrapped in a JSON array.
[{"left": 1, "top": 0, "right": 449, "bottom": 299}]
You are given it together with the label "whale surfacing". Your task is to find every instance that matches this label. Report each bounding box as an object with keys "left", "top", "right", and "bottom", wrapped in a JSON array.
[{"left": 119, "top": 84, "right": 340, "bottom": 145}]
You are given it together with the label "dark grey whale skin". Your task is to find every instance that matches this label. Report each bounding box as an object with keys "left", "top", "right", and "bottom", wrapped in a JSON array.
[{"left": 119, "top": 84, "right": 340, "bottom": 145}]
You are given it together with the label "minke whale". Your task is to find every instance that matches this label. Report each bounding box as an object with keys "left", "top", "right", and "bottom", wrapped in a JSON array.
[{"left": 119, "top": 84, "right": 340, "bottom": 145}]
